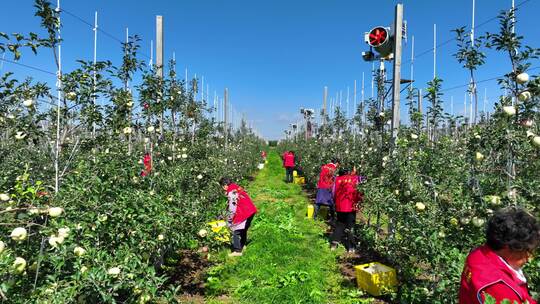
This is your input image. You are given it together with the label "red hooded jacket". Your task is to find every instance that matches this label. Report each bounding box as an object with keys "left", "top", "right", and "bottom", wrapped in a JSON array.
[
  {"left": 317, "top": 163, "right": 337, "bottom": 189},
  {"left": 459, "top": 245, "right": 537, "bottom": 304},
  {"left": 334, "top": 174, "right": 362, "bottom": 212},
  {"left": 227, "top": 183, "right": 257, "bottom": 224},
  {"left": 283, "top": 152, "right": 295, "bottom": 168},
  {"left": 140, "top": 153, "right": 152, "bottom": 177}
]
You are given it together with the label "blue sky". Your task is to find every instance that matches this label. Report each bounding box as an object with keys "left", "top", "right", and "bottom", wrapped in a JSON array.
[{"left": 1, "top": 0, "right": 539, "bottom": 139}]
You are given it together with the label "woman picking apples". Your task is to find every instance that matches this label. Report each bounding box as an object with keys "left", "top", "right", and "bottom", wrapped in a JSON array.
[
  {"left": 459, "top": 207, "right": 540, "bottom": 304},
  {"left": 282, "top": 150, "right": 296, "bottom": 183},
  {"left": 330, "top": 166, "right": 363, "bottom": 253},
  {"left": 313, "top": 157, "right": 340, "bottom": 220},
  {"left": 220, "top": 177, "right": 257, "bottom": 257}
]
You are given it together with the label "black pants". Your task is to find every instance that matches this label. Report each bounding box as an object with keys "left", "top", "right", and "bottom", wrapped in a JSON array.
[
  {"left": 313, "top": 204, "right": 336, "bottom": 220},
  {"left": 285, "top": 167, "right": 294, "bottom": 183},
  {"left": 331, "top": 212, "right": 356, "bottom": 250},
  {"left": 232, "top": 214, "right": 254, "bottom": 252}
]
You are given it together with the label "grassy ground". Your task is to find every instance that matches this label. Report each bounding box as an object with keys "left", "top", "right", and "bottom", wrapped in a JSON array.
[{"left": 202, "top": 149, "right": 376, "bottom": 304}]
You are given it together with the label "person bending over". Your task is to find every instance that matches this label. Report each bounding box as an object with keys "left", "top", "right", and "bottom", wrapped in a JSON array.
[{"left": 220, "top": 177, "right": 257, "bottom": 257}]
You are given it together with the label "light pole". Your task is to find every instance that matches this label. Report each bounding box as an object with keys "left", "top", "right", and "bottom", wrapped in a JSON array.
[
  {"left": 291, "top": 124, "right": 298, "bottom": 142},
  {"left": 300, "top": 108, "right": 315, "bottom": 140}
]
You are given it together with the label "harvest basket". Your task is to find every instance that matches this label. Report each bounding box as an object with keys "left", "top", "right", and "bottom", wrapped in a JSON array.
[
  {"left": 294, "top": 176, "right": 305, "bottom": 184},
  {"left": 293, "top": 170, "right": 305, "bottom": 184},
  {"left": 354, "top": 262, "right": 397, "bottom": 296},
  {"left": 207, "top": 220, "right": 230, "bottom": 242}
]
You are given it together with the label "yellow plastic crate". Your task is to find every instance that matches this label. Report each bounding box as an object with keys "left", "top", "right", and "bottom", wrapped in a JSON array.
[
  {"left": 207, "top": 220, "right": 230, "bottom": 242},
  {"left": 293, "top": 176, "right": 305, "bottom": 185},
  {"left": 307, "top": 205, "right": 314, "bottom": 218},
  {"left": 354, "top": 262, "right": 397, "bottom": 296},
  {"left": 208, "top": 220, "right": 226, "bottom": 232}
]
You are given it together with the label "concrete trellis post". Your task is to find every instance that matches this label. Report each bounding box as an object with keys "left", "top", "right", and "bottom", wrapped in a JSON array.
[
  {"left": 391, "top": 3, "right": 404, "bottom": 140},
  {"left": 323, "top": 86, "right": 328, "bottom": 126},
  {"left": 156, "top": 16, "right": 164, "bottom": 138},
  {"left": 54, "top": 0, "right": 63, "bottom": 194},
  {"left": 92, "top": 11, "right": 98, "bottom": 139}
]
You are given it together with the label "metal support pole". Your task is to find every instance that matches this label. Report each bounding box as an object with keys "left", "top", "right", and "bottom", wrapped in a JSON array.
[
  {"left": 470, "top": 95, "right": 473, "bottom": 126},
  {"left": 346, "top": 87, "right": 350, "bottom": 120},
  {"left": 353, "top": 80, "right": 357, "bottom": 138},
  {"left": 512, "top": 0, "right": 515, "bottom": 33},
  {"left": 214, "top": 91, "right": 218, "bottom": 121},
  {"left": 391, "top": 3, "right": 403, "bottom": 140},
  {"left": 224, "top": 88, "right": 228, "bottom": 149},
  {"left": 433, "top": 24, "right": 437, "bottom": 79},
  {"left": 125, "top": 28, "right": 129, "bottom": 89},
  {"left": 471, "top": 0, "right": 476, "bottom": 44},
  {"left": 418, "top": 89, "right": 423, "bottom": 115},
  {"left": 156, "top": 16, "right": 164, "bottom": 138},
  {"left": 353, "top": 80, "right": 357, "bottom": 117},
  {"left": 323, "top": 86, "right": 328, "bottom": 125},
  {"left": 361, "top": 72, "right": 365, "bottom": 128},
  {"left": 378, "top": 60, "right": 385, "bottom": 113},
  {"left": 411, "top": 35, "right": 414, "bottom": 83},
  {"left": 92, "top": 11, "right": 98, "bottom": 138},
  {"left": 464, "top": 92, "right": 468, "bottom": 125},
  {"left": 54, "top": 0, "right": 62, "bottom": 193},
  {"left": 371, "top": 62, "right": 375, "bottom": 98},
  {"left": 471, "top": 0, "right": 477, "bottom": 124},
  {"left": 150, "top": 40, "right": 153, "bottom": 67},
  {"left": 156, "top": 16, "right": 163, "bottom": 78},
  {"left": 304, "top": 113, "right": 308, "bottom": 141},
  {"left": 201, "top": 76, "right": 204, "bottom": 101}
]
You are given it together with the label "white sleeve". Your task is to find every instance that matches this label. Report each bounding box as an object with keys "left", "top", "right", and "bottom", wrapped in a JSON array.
[{"left": 227, "top": 190, "right": 239, "bottom": 224}]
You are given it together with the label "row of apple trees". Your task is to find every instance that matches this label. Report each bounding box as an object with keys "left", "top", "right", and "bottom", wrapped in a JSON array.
[
  {"left": 0, "top": 1, "right": 265, "bottom": 303},
  {"left": 280, "top": 8, "right": 540, "bottom": 304}
]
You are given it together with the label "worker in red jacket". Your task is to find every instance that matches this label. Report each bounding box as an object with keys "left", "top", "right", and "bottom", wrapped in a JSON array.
[
  {"left": 282, "top": 150, "right": 296, "bottom": 183},
  {"left": 140, "top": 153, "right": 152, "bottom": 177},
  {"left": 220, "top": 177, "right": 258, "bottom": 257},
  {"left": 330, "top": 167, "right": 362, "bottom": 253},
  {"left": 313, "top": 157, "right": 339, "bottom": 220},
  {"left": 459, "top": 207, "right": 539, "bottom": 304},
  {"left": 261, "top": 150, "right": 267, "bottom": 162}
]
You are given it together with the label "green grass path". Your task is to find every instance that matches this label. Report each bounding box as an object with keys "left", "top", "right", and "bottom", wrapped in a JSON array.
[{"left": 205, "top": 149, "right": 372, "bottom": 304}]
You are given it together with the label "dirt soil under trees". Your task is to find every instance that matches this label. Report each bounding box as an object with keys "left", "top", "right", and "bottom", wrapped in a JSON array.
[{"left": 164, "top": 249, "right": 211, "bottom": 296}]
